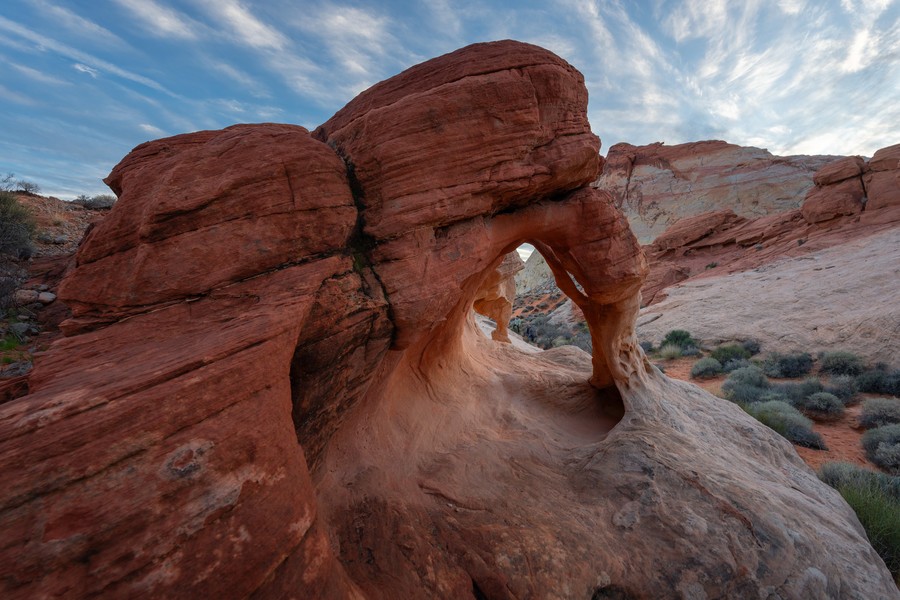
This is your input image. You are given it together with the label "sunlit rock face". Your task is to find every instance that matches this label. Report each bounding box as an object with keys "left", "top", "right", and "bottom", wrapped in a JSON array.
[
  {"left": 0, "top": 41, "right": 896, "bottom": 600},
  {"left": 595, "top": 140, "right": 838, "bottom": 243}
]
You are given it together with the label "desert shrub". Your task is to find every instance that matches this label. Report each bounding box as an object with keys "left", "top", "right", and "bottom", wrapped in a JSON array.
[
  {"left": 639, "top": 340, "right": 654, "bottom": 354},
  {"left": 740, "top": 339, "right": 761, "bottom": 356},
  {"left": 710, "top": 344, "right": 751, "bottom": 364},
  {"left": 725, "top": 383, "right": 772, "bottom": 403},
  {"left": 745, "top": 400, "right": 826, "bottom": 449},
  {"left": 856, "top": 366, "right": 900, "bottom": 396},
  {"left": 568, "top": 330, "right": 592, "bottom": 352},
  {"left": 691, "top": 357, "right": 723, "bottom": 379},
  {"left": 824, "top": 375, "right": 858, "bottom": 404},
  {"left": 659, "top": 343, "right": 683, "bottom": 360},
  {"left": 722, "top": 366, "right": 770, "bottom": 403},
  {"left": 16, "top": 180, "right": 39, "bottom": 194},
  {"left": 762, "top": 352, "right": 813, "bottom": 378},
  {"left": 860, "top": 398, "right": 900, "bottom": 429},
  {"left": 773, "top": 378, "right": 824, "bottom": 405},
  {"left": 795, "top": 392, "right": 844, "bottom": 420},
  {"left": 0, "top": 192, "right": 35, "bottom": 259},
  {"left": 73, "top": 193, "right": 117, "bottom": 209},
  {"left": 513, "top": 314, "right": 591, "bottom": 351},
  {"left": 819, "top": 462, "right": 900, "bottom": 578},
  {"left": 722, "top": 358, "right": 752, "bottom": 373},
  {"left": 661, "top": 329, "right": 696, "bottom": 349},
  {"left": 862, "top": 425, "right": 900, "bottom": 474},
  {"left": 819, "top": 351, "right": 865, "bottom": 377},
  {"left": 726, "top": 365, "right": 768, "bottom": 387},
  {"left": 680, "top": 345, "right": 701, "bottom": 357},
  {"left": 0, "top": 173, "right": 14, "bottom": 192},
  {"left": 820, "top": 462, "right": 900, "bottom": 499}
]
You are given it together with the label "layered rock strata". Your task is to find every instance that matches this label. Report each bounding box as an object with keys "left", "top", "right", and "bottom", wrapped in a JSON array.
[
  {"left": 641, "top": 144, "right": 900, "bottom": 305},
  {"left": 596, "top": 140, "right": 837, "bottom": 243},
  {"left": 0, "top": 41, "right": 896, "bottom": 600}
]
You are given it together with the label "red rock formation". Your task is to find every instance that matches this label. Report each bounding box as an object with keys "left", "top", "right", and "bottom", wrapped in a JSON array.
[
  {"left": 472, "top": 253, "right": 523, "bottom": 342},
  {"left": 862, "top": 143, "right": 900, "bottom": 224},
  {"left": 1, "top": 41, "right": 897, "bottom": 600},
  {"left": 635, "top": 145, "right": 900, "bottom": 305},
  {"left": 595, "top": 140, "right": 838, "bottom": 242}
]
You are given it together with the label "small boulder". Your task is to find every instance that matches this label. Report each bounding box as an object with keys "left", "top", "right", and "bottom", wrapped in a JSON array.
[
  {"left": 812, "top": 156, "right": 865, "bottom": 186},
  {"left": 0, "top": 360, "right": 32, "bottom": 379},
  {"left": 9, "top": 322, "right": 30, "bottom": 338},
  {"left": 14, "top": 289, "right": 39, "bottom": 305},
  {"left": 868, "top": 143, "right": 900, "bottom": 172},
  {"left": 801, "top": 178, "right": 865, "bottom": 224},
  {"left": 37, "top": 292, "right": 57, "bottom": 305}
]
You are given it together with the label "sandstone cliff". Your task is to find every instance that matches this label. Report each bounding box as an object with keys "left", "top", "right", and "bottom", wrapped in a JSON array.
[
  {"left": 595, "top": 140, "right": 837, "bottom": 243},
  {"left": 0, "top": 42, "right": 896, "bottom": 600}
]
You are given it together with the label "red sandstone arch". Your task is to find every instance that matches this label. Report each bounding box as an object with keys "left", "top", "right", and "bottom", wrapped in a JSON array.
[{"left": 0, "top": 40, "right": 896, "bottom": 600}]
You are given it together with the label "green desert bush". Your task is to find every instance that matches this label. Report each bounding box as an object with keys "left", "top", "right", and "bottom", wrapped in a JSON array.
[
  {"left": 860, "top": 399, "right": 900, "bottom": 430},
  {"left": 0, "top": 191, "right": 35, "bottom": 259},
  {"left": 773, "top": 378, "right": 824, "bottom": 405},
  {"left": 680, "top": 345, "right": 701, "bottom": 357},
  {"left": 744, "top": 400, "right": 826, "bottom": 449},
  {"left": 658, "top": 343, "right": 683, "bottom": 360},
  {"left": 691, "top": 357, "right": 723, "bottom": 379},
  {"left": 726, "top": 365, "right": 768, "bottom": 387},
  {"left": 661, "top": 329, "right": 697, "bottom": 349},
  {"left": 820, "top": 462, "right": 900, "bottom": 498},
  {"left": 722, "top": 366, "right": 771, "bottom": 403},
  {"left": 819, "top": 351, "right": 865, "bottom": 377},
  {"left": 819, "top": 462, "right": 900, "bottom": 578},
  {"left": 722, "top": 358, "right": 752, "bottom": 373},
  {"left": 824, "top": 375, "right": 858, "bottom": 404},
  {"left": 710, "top": 344, "right": 751, "bottom": 364},
  {"left": 740, "top": 339, "right": 761, "bottom": 356},
  {"left": 856, "top": 365, "right": 900, "bottom": 397},
  {"left": 862, "top": 425, "right": 900, "bottom": 474},
  {"left": 762, "top": 352, "right": 813, "bottom": 378},
  {"left": 795, "top": 392, "right": 844, "bottom": 420}
]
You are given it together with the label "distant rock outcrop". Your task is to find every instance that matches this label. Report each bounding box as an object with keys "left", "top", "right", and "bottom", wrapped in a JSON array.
[
  {"left": 1, "top": 41, "right": 896, "bottom": 600},
  {"left": 638, "top": 145, "right": 900, "bottom": 357},
  {"left": 595, "top": 140, "right": 838, "bottom": 243},
  {"left": 473, "top": 252, "right": 523, "bottom": 342}
]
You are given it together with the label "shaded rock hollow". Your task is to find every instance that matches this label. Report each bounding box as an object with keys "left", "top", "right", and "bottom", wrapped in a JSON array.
[{"left": 0, "top": 41, "right": 896, "bottom": 600}]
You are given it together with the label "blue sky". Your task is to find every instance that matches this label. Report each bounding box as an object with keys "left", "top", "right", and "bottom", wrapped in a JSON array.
[{"left": 1, "top": 0, "right": 898, "bottom": 199}]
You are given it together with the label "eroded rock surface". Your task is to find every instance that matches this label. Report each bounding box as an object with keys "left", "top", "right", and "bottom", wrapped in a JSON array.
[
  {"left": 595, "top": 140, "right": 837, "bottom": 243},
  {"left": 639, "top": 227, "right": 900, "bottom": 362},
  {"left": 472, "top": 253, "right": 523, "bottom": 343},
  {"left": 1, "top": 41, "right": 897, "bottom": 600}
]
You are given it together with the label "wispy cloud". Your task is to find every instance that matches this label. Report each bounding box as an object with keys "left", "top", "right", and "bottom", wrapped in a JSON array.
[
  {"left": 207, "top": 60, "right": 271, "bottom": 98},
  {"left": 0, "top": 15, "right": 174, "bottom": 94},
  {"left": 9, "top": 62, "right": 69, "bottom": 85},
  {"left": 0, "top": 83, "right": 36, "bottom": 105},
  {"left": 112, "top": 0, "right": 201, "bottom": 40},
  {"left": 138, "top": 123, "right": 165, "bottom": 136},
  {"left": 194, "top": 0, "right": 288, "bottom": 50},
  {"left": 73, "top": 63, "right": 98, "bottom": 78},
  {"left": 32, "top": 1, "right": 126, "bottom": 46}
]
